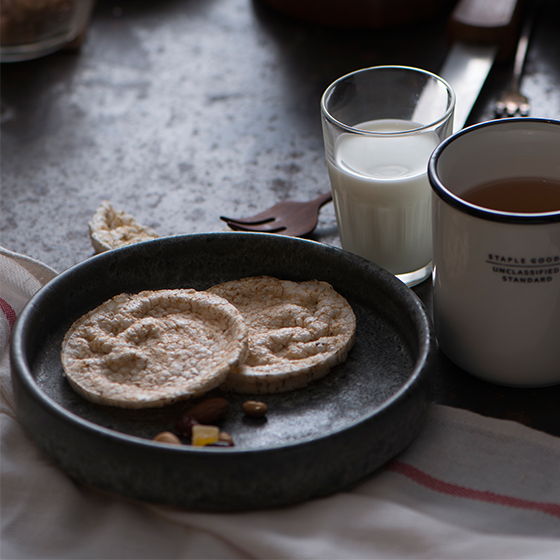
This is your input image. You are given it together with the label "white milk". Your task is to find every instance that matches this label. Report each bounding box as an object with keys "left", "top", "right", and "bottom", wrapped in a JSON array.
[{"left": 327, "top": 119, "right": 439, "bottom": 276}]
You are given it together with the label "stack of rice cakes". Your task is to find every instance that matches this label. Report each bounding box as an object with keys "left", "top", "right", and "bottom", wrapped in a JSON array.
[{"left": 61, "top": 276, "right": 357, "bottom": 408}]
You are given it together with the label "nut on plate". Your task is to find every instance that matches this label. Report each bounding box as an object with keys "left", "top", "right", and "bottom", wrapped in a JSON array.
[
  {"left": 242, "top": 400, "right": 268, "bottom": 418},
  {"left": 186, "top": 397, "right": 229, "bottom": 424},
  {"left": 153, "top": 431, "right": 182, "bottom": 445},
  {"left": 218, "top": 431, "right": 234, "bottom": 446}
]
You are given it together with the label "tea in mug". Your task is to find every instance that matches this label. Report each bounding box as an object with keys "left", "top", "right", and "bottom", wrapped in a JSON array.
[{"left": 462, "top": 177, "right": 560, "bottom": 213}]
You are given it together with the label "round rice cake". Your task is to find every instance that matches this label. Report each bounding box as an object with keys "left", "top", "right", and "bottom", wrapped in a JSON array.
[
  {"left": 208, "top": 276, "right": 356, "bottom": 394},
  {"left": 61, "top": 289, "right": 248, "bottom": 408}
]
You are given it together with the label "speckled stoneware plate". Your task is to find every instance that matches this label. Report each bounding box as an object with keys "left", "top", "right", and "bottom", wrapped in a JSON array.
[{"left": 11, "top": 232, "right": 434, "bottom": 511}]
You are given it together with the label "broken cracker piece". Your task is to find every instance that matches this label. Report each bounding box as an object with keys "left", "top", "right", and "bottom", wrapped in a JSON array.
[{"left": 89, "top": 200, "right": 159, "bottom": 253}]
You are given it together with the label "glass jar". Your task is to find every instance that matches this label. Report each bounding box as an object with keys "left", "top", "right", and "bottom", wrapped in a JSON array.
[{"left": 0, "top": 0, "right": 95, "bottom": 62}]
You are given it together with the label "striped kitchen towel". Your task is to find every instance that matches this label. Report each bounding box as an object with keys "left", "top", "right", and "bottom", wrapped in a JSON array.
[{"left": 1, "top": 245, "right": 559, "bottom": 560}]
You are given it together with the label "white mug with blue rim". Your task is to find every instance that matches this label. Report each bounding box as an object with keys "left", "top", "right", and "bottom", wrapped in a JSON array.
[{"left": 428, "top": 118, "right": 560, "bottom": 387}]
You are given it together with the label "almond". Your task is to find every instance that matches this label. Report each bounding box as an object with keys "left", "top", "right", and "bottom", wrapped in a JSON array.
[{"left": 186, "top": 397, "right": 229, "bottom": 424}]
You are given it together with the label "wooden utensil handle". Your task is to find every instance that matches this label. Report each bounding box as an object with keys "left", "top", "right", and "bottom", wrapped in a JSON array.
[{"left": 449, "top": 0, "right": 525, "bottom": 58}]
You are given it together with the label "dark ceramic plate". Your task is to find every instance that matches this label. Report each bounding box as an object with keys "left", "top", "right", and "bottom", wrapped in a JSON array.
[{"left": 11, "top": 233, "right": 434, "bottom": 511}]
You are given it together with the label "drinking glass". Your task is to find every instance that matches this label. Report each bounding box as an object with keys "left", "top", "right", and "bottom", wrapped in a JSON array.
[
  {"left": 321, "top": 65, "right": 455, "bottom": 286},
  {"left": 0, "top": 0, "right": 94, "bottom": 62}
]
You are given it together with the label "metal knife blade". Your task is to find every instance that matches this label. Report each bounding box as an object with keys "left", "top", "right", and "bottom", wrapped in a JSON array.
[
  {"left": 441, "top": 0, "right": 524, "bottom": 131},
  {"left": 440, "top": 42, "right": 496, "bottom": 131}
]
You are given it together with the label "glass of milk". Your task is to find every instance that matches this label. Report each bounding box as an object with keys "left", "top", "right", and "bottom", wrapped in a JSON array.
[{"left": 321, "top": 65, "right": 455, "bottom": 287}]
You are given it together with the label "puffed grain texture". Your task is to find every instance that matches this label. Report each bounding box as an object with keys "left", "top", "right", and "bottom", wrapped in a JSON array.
[
  {"left": 89, "top": 201, "right": 159, "bottom": 253},
  {"left": 208, "top": 276, "right": 356, "bottom": 393},
  {"left": 61, "top": 289, "right": 248, "bottom": 408}
]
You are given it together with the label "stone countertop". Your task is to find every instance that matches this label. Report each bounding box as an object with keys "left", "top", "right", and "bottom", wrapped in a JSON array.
[{"left": 2, "top": 0, "right": 560, "bottom": 435}]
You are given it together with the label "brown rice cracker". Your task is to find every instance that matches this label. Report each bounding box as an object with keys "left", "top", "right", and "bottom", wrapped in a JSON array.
[
  {"left": 61, "top": 289, "right": 248, "bottom": 408},
  {"left": 208, "top": 276, "right": 356, "bottom": 393},
  {"left": 88, "top": 201, "right": 159, "bottom": 254}
]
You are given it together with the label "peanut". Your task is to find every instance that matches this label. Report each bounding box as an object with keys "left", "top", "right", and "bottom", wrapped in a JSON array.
[
  {"left": 242, "top": 400, "right": 268, "bottom": 418},
  {"left": 153, "top": 431, "right": 181, "bottom": 445}
]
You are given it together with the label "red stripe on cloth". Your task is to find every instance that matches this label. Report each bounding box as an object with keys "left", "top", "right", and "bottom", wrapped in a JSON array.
[
  {"left": 0, "top": 297, "right": 17, "bottom": 329},
  {"left": 388, "top": 460, "right": 560, "bottom": 519}
]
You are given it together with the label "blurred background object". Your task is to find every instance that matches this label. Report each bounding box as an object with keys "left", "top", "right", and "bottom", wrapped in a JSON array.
[
  {"left": 0, "top": 0, "right": 95, "bottom": 62},
  {"left": 257, "top": 0, "right": 453, "bottom": 28}
]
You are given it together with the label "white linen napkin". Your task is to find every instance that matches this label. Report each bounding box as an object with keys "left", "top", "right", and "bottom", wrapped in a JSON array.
[{"left": 1, "top": 245, "right": 559, "bottom": 560}]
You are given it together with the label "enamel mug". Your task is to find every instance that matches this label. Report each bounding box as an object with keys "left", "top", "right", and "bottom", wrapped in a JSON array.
[{"left": 428, "top": 118, "right": 560, "bottom": 387}]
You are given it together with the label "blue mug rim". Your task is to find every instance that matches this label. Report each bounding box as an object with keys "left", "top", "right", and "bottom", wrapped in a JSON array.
[{"left": 428, "top": 117, "right": 560, "bottom": 224}]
